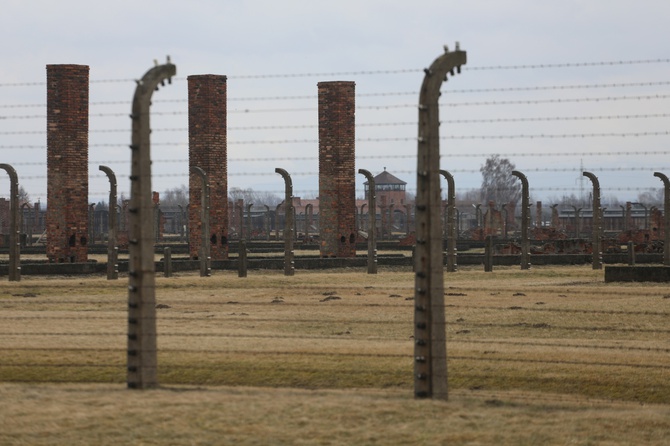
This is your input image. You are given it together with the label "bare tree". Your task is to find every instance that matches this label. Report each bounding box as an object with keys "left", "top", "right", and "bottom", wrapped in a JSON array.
[
  {"left": 18, "top": 186, "right": 30, "bottom": 204},
  {"left": 161, "top": 185, "right": 189, "bottom": 207},
  {"left": 480, "top": 155, "right": 521, "bottom": 207},
  {"left": 636, "top": 188, "right": 664, "bottom": 207},
  {"left": 229, "top": 187, "right": 281, "bottom": 208}
]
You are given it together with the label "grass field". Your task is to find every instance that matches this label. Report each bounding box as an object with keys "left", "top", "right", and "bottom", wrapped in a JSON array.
[{"left": 0, "top": 265, "right": 669, "bottom": 445}]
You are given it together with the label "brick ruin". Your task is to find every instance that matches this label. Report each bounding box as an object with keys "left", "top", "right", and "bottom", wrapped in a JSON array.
[
  {"left": 46, "top": 64, "right": 89, "bottom": 262},
  {"left": 188, "top": 74, "right": 228, "bottom": 260},
  {"left": 318, "top": 81, "right": 356, "bottom": 257}
]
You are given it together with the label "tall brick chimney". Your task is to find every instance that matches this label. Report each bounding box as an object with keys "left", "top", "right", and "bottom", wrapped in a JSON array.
[
  {"left": 46, "top": 64, "right": 89, "bottom": 263},
  {"left": 318, "top": 81, "right": 356, "bottom": 257},
  {"left": 188, "top": 75, "right": 228, "bottom": 260}
]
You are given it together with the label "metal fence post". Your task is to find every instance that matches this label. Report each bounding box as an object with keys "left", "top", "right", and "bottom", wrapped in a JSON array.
[
  {"left": 127, "top": 58, "right": 176, "bottom": 390},
  {"left": 414, "top": 44, "right": 466, "bottom": 401}
]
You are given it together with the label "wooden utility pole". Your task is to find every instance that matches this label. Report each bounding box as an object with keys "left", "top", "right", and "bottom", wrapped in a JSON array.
[{"left": 414, "top": 44, "right": 466, "bottom": 401}]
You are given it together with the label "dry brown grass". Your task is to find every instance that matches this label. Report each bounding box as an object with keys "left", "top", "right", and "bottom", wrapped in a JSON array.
[{"left": 0, "top": 265, "right": 669, "bottom": 444}]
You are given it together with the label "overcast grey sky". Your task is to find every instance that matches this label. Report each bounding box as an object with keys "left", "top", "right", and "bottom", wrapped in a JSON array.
[{"left": 1, "top": 0, "right": 669, "bottom": 206}]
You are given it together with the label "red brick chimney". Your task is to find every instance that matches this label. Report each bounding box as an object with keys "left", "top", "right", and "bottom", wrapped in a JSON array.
[
  {"left": 318, "top": 81, "right": 356, "bottom": 257},
  {"left": 46, "top": 64, "right": 89, "bottom": 263},
  {"left": 188, "top": 75, "right": 229, "bottom": 259}
]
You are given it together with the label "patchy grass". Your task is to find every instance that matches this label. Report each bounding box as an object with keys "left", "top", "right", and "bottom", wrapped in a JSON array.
[
  {"left": 0, "top": 384, "right": 669, "bottom": 445},
  {"left": 0, "top": 265, "right": 669, "bottom": 443}
]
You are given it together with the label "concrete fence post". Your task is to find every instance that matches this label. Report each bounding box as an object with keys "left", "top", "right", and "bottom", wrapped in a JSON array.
[
  {"left": 163, "top": 247, "right": 172, "bottom": 277},
  {"left": 99, "top": 165, "right": 118, "bottom": 280},
  {"left": 414, "top": 44, "right": 466, "bottom": 401},
  {"left": 627, "top": 241, "right": 636, "bottom": 266},
  {"left": 484, "top": 235, "right": 493, "bottom": 272},
  {"left": 653, "top": 172, "right": 670, "bottom": 265},
  {"left": 238, "top": 239, "right": 248, "bottom": 278},
  {"left": 246, "top": 202, "right": 253, "bottom": 242},
  {"left": 127, "top": 57, "right": 176, "bottom": 390},
  {"left": 440, "top": 169, "right": 457, "bottom": 273},
  {"left": 0, "top": 164, "right": 20, "bottom": 281},
  {"left": 583, "top": 171, "right": 602, "bottom": 270},
  {"left": 358, "top": 169, "right": 377, "bottom": 274},
  {"left": 275, "top": 168, "right": 295, "bottom": 276},
  {"left": 511, "top": 170, "right": 531, "bottom": 270},
  {"left": 191, "top": 166, "right": 211, "bottom": 277}
]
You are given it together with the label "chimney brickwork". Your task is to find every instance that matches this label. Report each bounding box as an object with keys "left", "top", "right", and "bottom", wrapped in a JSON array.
[
  {"left": 188, "top": 75, "right": 228, "bottom": 259},
  {"left": 46, "top": 64, "right": 89, "bottom": 262},
  {"left": 318, "top": 81, "right": 356, "bottom": 257}
]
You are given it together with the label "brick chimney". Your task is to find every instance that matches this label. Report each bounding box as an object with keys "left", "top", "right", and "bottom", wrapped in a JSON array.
[
  {"left": 46, "top": 64, "right": 89, "bottom": 263},
  {"left": 318, "top": 81, "right": 356, "bottom": 257},
  {"left": 188, "top": 74, "right": 229, "bottom": 259}
]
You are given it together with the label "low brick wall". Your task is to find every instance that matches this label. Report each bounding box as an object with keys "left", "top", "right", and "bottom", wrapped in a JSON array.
[
  {"left": 0, "top": 253, "right": 665, "bottom": 276},
  {"left": 604, "top": 266, "right": 670, "bottom": 282}
]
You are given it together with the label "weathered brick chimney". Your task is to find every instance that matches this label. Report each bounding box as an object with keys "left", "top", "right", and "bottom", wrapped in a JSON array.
[
  {"left": 46, "top": 64, "right": 89, "bottom": 263},
  {"left": 318, "top": 81, "right": 356, "bottom": 257},
  {"left": 188, "top": 75, "right": 228, "bottom": 259}
]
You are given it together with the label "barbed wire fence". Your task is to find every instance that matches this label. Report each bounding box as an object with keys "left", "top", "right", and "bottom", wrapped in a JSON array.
[
  {"left": 0, "top": 57, "right": 669, "bottom": 205},
  {"left": 0, "top": 57, "right": 669, "bottom": 399},
  {"left": 0, "top": 282, "right": 668, "bottom": 403}
]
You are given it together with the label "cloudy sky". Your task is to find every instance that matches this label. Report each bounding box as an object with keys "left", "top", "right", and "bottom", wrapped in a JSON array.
[{"left": 1, "top": 0, "right": 669, "bottom": 207}]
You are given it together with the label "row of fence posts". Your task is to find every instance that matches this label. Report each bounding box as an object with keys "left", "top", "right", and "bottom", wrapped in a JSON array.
[{"left": 21, "top": 53, "right": 668, "bottom": 405}]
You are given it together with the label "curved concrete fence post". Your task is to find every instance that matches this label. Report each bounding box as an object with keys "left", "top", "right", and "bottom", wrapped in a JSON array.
[
  {"left": 191, "top": 166, "right": 211, "bottom": 277},
  {"left": 127, "top": 57, "right": 176, "bottom": 390},
  {"left": 99, "top": 165, "right": 118, "bottom": 280},
  {"left": 511, "top": 170, "right": 531, "bottom": 270},
  {"left": 654, "top": 172, "right": 670, "bottom": 265},
  {"left": 414, "top": 44, "right": 466, "bottom": 401},
  {"left": 440, "top": 169, "right": 457, "bottom": 273},
  {"left": 275, "top": 168, "right": 295, "bottom": 276},
  {"left": 0, "top": 164, "right": 20, "bottom": 281},
  {"left": 583, "top": 171, "right": 602, "bottom": 270},
  {"left": 358, "top": 169, "right": 377, "bottom": 274}
]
